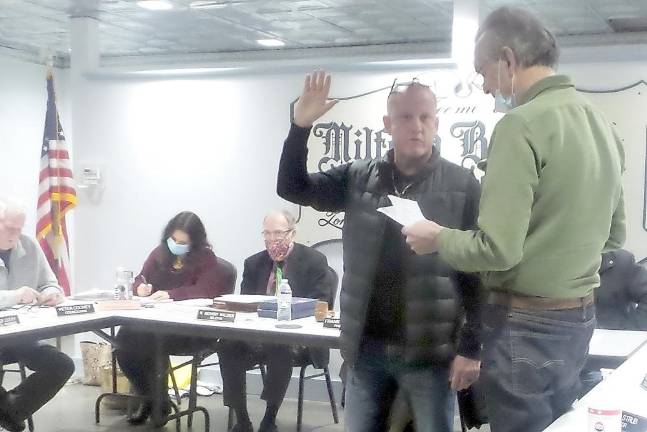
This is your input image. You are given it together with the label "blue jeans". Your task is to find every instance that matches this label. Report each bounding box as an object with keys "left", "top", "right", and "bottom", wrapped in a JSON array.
[
  {"left": 481, "top": 303, "right": 596, "bottom": 432},
  {"left": 344, "top": 339, "right": 454, "bottom": 432}
]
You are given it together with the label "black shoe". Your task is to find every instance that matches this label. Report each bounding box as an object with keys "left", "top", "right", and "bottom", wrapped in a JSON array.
[
  {"left": 127, "top": 402, "right": 151, "bottom": 425},
  {"left": 0, "top": 417, "right": 25, "bottom": 432},
  {"left": 0, "top": 396, "right": 25, "bottom": 432},
  {"left": 231, "top": 421, "right": 254, "bottom": 432},
  {"left": 258, "top": 419, "right": 278, "bottom": 432}
]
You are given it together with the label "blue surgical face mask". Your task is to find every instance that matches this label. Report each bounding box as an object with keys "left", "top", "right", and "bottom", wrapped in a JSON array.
[
  {"left": 494, "top": 59, "right": 515, "bottom": 113},
  {"left": 167, "top": 237, "right": 190, "bottom": 256}
]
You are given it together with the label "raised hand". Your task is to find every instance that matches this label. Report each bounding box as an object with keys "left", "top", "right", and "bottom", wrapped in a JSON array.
[{"left": 293, "top": 70, "right": 338, "bottom": 128}]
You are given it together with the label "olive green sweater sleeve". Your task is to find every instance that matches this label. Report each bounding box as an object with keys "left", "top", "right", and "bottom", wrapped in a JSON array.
[{"left": 437, "top": 114, "right": 537, "bottom": 273}]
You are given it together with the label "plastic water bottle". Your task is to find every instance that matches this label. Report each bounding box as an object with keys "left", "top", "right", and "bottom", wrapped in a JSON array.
[
  {"left": 277, "top": 279, "right": 292, "bottom": 321},
  {"left": 114, "top": 267, "right": 134, "bottom": 300}
]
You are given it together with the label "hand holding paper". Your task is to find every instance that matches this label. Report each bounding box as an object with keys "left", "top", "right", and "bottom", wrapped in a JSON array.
[
  {"left": 376, "top": 195, "right": 445, "bottom": 254},
  {"left": 402, "top": 218, "right": 445, "bottom": 255}
]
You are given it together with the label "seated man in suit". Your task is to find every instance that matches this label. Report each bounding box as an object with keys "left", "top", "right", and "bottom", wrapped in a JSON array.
[
  {"left": 0, "top": 198, "right": 74, "bottom": 432},
  {"left": 218, "top": 210, "right": 331, "bottom": 432}
]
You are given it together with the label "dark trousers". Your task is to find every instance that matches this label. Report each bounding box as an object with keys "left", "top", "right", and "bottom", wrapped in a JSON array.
[
  {"left": 218, "top": 340, "right": 293, "bottom": 409},
  {"left": 481, "top": 303, "right": 595, "bottom": 432},
  {"left": 345, "top": 339, "right": 453, "bottom": 432},
  {"left": 115, "top": 326, "right": 212, "bottom": 401},
  {"left": 0, "top": 343, "right": 74, "bottom": 421}
]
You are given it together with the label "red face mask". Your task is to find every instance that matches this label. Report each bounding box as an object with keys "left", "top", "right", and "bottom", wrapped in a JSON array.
[{"left": 265, "top": 240, "right": 291, "bottom": 262}]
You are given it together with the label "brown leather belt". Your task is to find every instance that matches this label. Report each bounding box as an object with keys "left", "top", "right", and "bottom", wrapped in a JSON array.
[{"left": 488, "top": 290, "right": 594, "bottom": 311}]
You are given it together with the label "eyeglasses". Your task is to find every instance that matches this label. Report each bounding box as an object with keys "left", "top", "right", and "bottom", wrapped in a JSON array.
[
  {"left": 466, "top": 71, "right": 484, "bottom": 91},
  {"left": 389, "top": 77, "right": 432, "bottom": 95},
  {"left": 8, "top": 303, "right": 50, "bottom": 314},
  {"left": 390, "top": 72, "right": 485, "bottom": 98},
  {"left": 261, "top": 229, "right": 294, "bottom": 240}
]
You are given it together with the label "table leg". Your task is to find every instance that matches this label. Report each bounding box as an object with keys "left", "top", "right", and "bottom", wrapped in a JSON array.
[{"left": 150, "top": 332, "right": 166, "bottom": 427}]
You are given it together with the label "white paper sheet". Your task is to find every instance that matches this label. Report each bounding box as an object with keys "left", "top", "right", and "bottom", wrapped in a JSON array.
[
  {"left": 377, "top": 195, "right": 426, "bottom": 226},
  {"left": 135, "top": 296, "right": 174, "bottom": 305}
]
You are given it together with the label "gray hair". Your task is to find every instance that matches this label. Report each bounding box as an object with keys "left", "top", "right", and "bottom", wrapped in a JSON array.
[
  {"left": 0, "top": 197, "right": 27, "bottom": 220},
  {"left": 476, "top": 6, "right": 559, "bottom": 69},
  {"left": 263, "top": 209, "right": 297, "bottom": 230}
]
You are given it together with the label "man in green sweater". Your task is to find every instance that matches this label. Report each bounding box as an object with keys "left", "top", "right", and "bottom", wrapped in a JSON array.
[{"left": 403, "top": 6, "right": 625, "bottom": 432}]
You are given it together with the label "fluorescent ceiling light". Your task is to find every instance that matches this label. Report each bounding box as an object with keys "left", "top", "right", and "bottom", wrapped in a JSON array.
[
  {"left": 368, "top": 58, "right": 456, "bottom": 66},
  {"left": 137, "top": 0, "right": 173, "bottom": 11},
  {"left": 130, "top": 67, "right": 240, "bottom": 76},
  {"left": 190, "top": 0, "right": 230, "bottom": 9},
  {"left": 256, "top": 39, "right": 285, "bottom": 47},
  {"left": 451, "top": 0, "right": 479, "bottom": 74}
]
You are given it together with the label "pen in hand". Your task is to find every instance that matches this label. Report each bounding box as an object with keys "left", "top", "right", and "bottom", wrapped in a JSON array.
[{"left": 137, "top": 275, "right": 153, "bottom": 297}]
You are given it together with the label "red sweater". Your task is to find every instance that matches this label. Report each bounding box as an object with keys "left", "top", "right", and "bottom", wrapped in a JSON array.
[{"left": 133, "top": 245, "right": 233, "bottom": 301}]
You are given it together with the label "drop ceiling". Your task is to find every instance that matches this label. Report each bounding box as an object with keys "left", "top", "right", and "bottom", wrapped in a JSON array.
[{"left": 1, "top": 0, "right": 647, "bottom": 68}]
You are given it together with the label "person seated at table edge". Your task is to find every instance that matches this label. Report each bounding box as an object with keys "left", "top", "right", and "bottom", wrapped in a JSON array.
[
  {"left": 115, "top": 210, "right": 235, "bottom": 426},
  {"left": 0, "top": 197, "right": 73, "bottom": 432},
  {"left": 218, "top": 209, "right": 332, "bottom": 432}
]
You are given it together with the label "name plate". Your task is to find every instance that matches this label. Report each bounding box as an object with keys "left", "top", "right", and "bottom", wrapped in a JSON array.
[
  {"left": 623, "top": 411, "right": 647, "bottom": 432},
  {"left": 56, "top": 304, "right": 95, "bottom": 316},
  {"left": 0, "top": 315, "right": 20, "bottom": 327},
  {"left": 197, "top": 309, "right": 236, "bottom": 323},
  {"left": 323, "top": 317, "right": 341, "bottom": 329}
]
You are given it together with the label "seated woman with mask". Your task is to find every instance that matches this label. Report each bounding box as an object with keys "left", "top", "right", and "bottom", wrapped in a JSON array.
[{"left": 115, "top": 211, "right": 235, "bottom": 425}]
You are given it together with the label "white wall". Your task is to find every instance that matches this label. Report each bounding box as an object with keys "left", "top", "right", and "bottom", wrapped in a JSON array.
[
  {"left": 0, "top": 56, "right": 71, "bottom": 234},
  {"left": 561, "top": 61, "right": 647, "bottom": 260},
  {"left": 70, "top": 70, "right": 428, "bottom": 292}
]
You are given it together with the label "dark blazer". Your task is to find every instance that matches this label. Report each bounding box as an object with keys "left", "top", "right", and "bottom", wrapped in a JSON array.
[
  {"left": 241, "top": 242, "right": 331, "bottom": 304},
  {"left": 596, "top": 249, "right": 647, "bottom": 330}
]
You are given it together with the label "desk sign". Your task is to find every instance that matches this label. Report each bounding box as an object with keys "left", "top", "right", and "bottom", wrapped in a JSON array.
[
  {"left": 323, "top": 317, "right": 341, "bottom": 329},
  {"left": 0, "top": 315, "right": 20, "bottom": 327},
  {"left": 197, "top": 309, "right": 236, "bottom": 323},
  {"left": 622, "top": 411, "right": 647, "bottom": 431},
  {"left": 56, "top": 304, "right": 95, "bottom": 316}
]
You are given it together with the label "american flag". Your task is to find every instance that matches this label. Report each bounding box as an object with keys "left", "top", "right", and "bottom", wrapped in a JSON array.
[{"left": 36, "top": 73, "right": 77, "bottom": 295}]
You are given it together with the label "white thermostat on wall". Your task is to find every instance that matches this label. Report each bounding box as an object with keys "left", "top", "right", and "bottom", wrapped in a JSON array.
[{"left": 80, "top": 166, "right": 102, "bottom": 187}]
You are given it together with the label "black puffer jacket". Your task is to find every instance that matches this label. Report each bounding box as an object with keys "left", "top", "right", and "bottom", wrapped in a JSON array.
[
  {"left": 596, "top": 249, "right": 647, "bottom": 330},
  {"left": 278, "top": 124, "right": 483, "bottom": 367}
]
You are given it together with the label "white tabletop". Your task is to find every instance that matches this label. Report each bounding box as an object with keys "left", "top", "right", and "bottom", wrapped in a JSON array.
[
  {"left": 0, "top": 303, "right": 115, "bottom": 342},
  {"left": 115, "top": 301, "right": 340, "bottom": 347},
  {"left": 0, "top": 299, "right": 340, "bottom": 348},
  {"left": 588, "top": 328, "right": 647, "bottom": 358},
  {"left": 544, "top": 340, "right": 647, "bottom": 431},
  {"left": 5, "top": 300, "right": 647, "bottom": 356}
]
